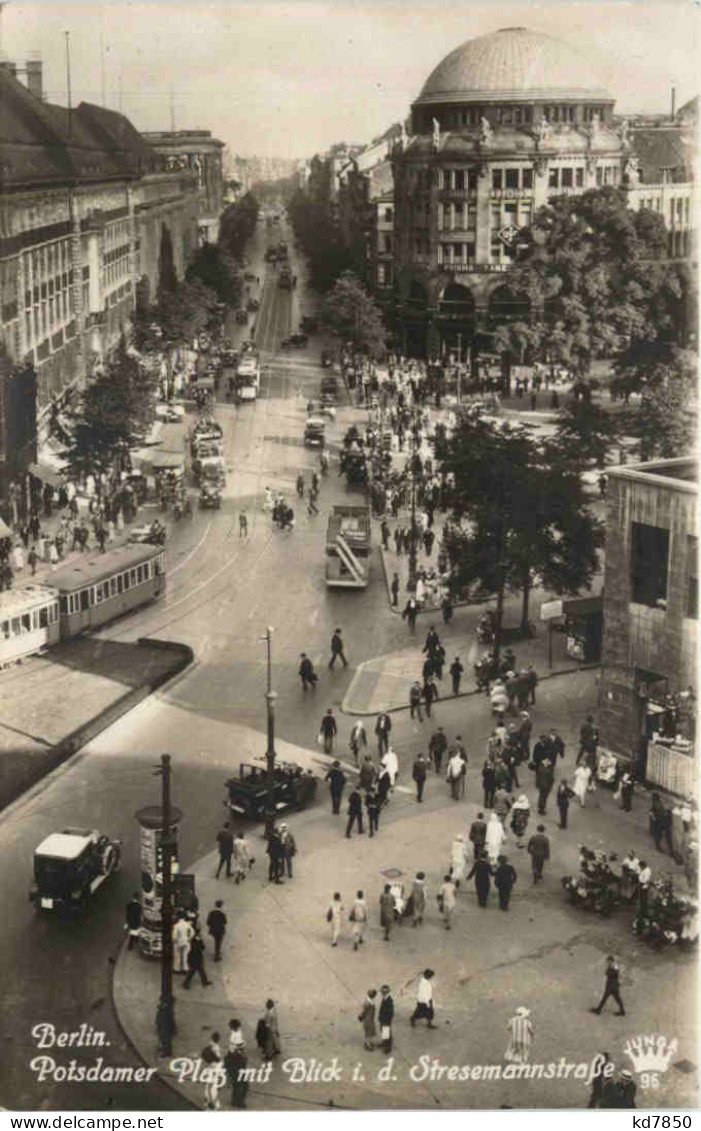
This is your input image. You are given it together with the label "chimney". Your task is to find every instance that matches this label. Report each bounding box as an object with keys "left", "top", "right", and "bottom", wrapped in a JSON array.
[
  {"left": 0, "top": 60, "right": 18, "bottom": 78},
  {"left": 25, "top": 58, "right": 43, "bottom": 100}
]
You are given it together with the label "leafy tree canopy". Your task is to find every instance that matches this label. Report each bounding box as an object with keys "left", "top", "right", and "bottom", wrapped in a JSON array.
[{"left": 320, "top": 271, "right": 387, "bottom": 359}]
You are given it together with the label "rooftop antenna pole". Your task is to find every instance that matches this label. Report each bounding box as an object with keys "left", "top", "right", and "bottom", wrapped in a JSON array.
[
  {"left": 671, "top": 84, "right": 676, "bottom": 122},
  {"left": 100, "top": 32, "right": 106, "bottom": 107},
  {"left": 170, "top": 85, "right": 175, "bottom": 132},
  {"left": 64, "top": 31, "right": 72, "bottom": 136}
]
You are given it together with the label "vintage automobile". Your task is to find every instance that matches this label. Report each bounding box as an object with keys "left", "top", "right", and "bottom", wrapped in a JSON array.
[
  {"left": 30, "top": 828, "right": 122, "bottom": 912},
  {"left": 306, "top": 398, "right": 336, "bottom": 421},
  {"left": 199, "top": 481, "right": 222, "bottom": 509},
  {"left": 155, "top": 402, "right": 185, "bottom": 423},
  {"left": 320, "top": 349, "right": 334, "bottom": 368},
  {"left": 321, "top": 373, "right": 338, "bottom": 394},
  {"left": 304, "top": 416, "right": 326, "bottom": 448},
  {"left": 225, "top": 762, "right": 317, "bottom": 821},
  {"left": 235, "top": 309, "right": 248, "bottom": 324},
  {"left": 247, "top": 298, "right": 260, "bottom": 312},
  {"left": 129, "top": 519, "right": 167, "bottom": 546}
]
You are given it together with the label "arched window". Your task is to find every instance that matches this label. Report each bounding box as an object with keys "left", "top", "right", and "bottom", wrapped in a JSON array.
[{"left": 487, "top": 285, "right": 530, "bottom": 328}]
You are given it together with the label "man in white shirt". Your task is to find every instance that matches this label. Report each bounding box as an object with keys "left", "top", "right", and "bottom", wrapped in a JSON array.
[
  {"left": 638, "top": 861, "right": 652, "bottom": 915},
  {"left": 172, "top": 912, "right": 194, "bottom": 974},
  {"left": 410, "top": 969, "right": 437, "bottom": 1029},
  {"left": 446, "top": 750, "right": 465, "bottom": 800}
]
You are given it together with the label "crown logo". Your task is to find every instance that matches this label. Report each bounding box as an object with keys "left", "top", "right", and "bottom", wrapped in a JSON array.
[{"left": 623, "top": 1034, "right": 678, "bottom": 1075}]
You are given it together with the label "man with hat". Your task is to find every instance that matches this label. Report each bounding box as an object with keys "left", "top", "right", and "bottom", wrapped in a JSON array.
[
  {"left": 278, "top": 823, "right": 297, "bottom": 879},
  {"left": 378, "top": 985, "right": 395, "bottom": 1053},
  {"left": 590, "top": 955, "right": 626, "bottom": 1016},
  {"left": 494, "top": 855, "right": 517, "bottom": 911},
  {"left": 527, "top": 825, "right": 550, "bottom": 883},
  {"left": 324, "top": 760, "right": 347, "bottom": 814}
]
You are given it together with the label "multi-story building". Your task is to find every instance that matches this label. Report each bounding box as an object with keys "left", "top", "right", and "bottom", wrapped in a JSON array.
[
  {"left": 598, "top": 458, "right": 697, "bottom": 796},
  {"left": 0, "top": 59, "right": 199, "bottom": 491},
  {"left": 627, "top": 124, "right": 695, "bottom": 260},
  {"left": 140, "top": 129, "right": 225, "bottom": 244},
  {"left": 391, "top": 26, "right": 633, "bottom": 356}
]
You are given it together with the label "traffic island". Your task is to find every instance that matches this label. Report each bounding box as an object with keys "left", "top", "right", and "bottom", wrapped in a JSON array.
[{"left": 0, "top": 637, "right": 193, "bottom": 811}]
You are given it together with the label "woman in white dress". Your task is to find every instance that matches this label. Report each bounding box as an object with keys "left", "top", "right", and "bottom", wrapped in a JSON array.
[
  {"left": 485, "top": 811, "right": 505, "bottom": 864},
  {"left": 573, "top": 763, "right": 592, "bottom": 807},
  {"left": 381, "top": 747, "right": 399, "bottom": 787},
  {"left": 450, "top": 834, "right": 467, "bottom": 888},
  {"left": 263, "top": 487, "right": 274, "bottom": 513}
]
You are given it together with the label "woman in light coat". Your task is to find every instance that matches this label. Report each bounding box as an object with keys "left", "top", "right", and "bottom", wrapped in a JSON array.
[
  {"left": 358, "top": 989, "right": 378, "bottom": 1050},
  {"left": 573, "top": 764, "right": 592, "bottom": 807}
]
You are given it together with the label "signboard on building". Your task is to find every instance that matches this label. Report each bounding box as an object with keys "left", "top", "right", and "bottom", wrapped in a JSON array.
[{"left": 540, "top": 599, "right": 564, "bottom": 621}]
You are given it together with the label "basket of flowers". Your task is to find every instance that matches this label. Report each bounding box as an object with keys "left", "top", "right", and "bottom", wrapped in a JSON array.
[{"left": 562, "top": 846, "right": 623, "bottom": 916}]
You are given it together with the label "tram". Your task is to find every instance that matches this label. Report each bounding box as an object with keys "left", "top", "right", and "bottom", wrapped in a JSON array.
[
  {"left": 0, "top": 585, "right": 61, "bottom": 666},
  {"left": 50, "top": 544, "right": 166, "bottom": 637}
]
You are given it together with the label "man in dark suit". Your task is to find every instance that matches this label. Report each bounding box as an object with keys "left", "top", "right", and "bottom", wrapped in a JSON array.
[
  {"left": 206, "top": 900, "right": 227, "bottom": 962},
  {"left": 378, "top": 985, "right": 394, "bottom": 1053},
  {"left": 375, "top": 712, "right": 392, "bottom": 755},
  {"left": 325, "top": 761, "right": 347, "bottom": 814},
  {"left": 216, "top": 821, "right": 234, "bottom": 879},
  {"left": 494, "top": 855, "right": 517, "bottom": 910},
  {"left": 346, "top": 787, "right": 364, "bottom": 838}
]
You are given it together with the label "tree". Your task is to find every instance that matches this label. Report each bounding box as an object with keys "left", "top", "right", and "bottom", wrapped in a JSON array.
[
  {"left": 320, "top": 272, "right": 387, "bottom": 359},
  {"left": 158, "top": 278, "right": 219, "bottom": 344},
  {"left": 443, "top": 414, "right": 600, "bottom": 649},
  {"left": 62, "top": 337, "right": 157, "bottom": 488},
  {"left": 504, "top": 187, "right": 677, "bottom": 379},
  {"left": 621, "top": 346, "right": 697, "bottom": 459},
  {"left": 218, "top": 193, "right": 259, "bottom": 262},
  {"left": 287, "top": 189, "right": 351, "bottom": 293},
  {"left": 186, "top": 243, "right": 242, "bottom": 307},
  {"left": 554, "top": 399, "right": 617, "bottom": 468}
]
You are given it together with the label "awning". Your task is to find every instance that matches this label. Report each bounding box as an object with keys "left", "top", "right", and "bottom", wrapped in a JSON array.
[
  {"left": 562, "top": 595, "right": 603, "bottom": 617},
  {"left": 0, "top": 518, "right": 12, "bottom": 538},
  {"left": 27, "top": 461, "right": 65, "bottom": 487}
]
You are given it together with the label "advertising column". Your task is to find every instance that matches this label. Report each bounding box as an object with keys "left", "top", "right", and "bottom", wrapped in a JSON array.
[{"left": 134, "top": 804, "right": 183, "bottom": 958}]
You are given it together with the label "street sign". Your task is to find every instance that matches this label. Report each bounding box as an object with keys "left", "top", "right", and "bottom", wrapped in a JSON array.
[
  {"left": 498, "top": 223, "right": 520, "bottom": 247},
  {"left": 540, "top": 598, "right": 564, "bottom": 621}
]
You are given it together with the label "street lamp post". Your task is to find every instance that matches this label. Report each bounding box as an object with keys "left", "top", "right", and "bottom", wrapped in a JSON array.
[
  {"left": 261, "top": 627, "right": 277, "bottom": 837},
  {"left": 457, "top": 333, "right": 463, "bottom": 403},
  {"left": 407, "top": 436, "right": 418, "bottom": 594},
  {"left": 155, "top": 753, "right": 176, "bottom": 1058}
]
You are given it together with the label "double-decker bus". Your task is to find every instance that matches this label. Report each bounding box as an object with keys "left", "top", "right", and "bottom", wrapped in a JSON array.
[{"left": 325, "top": 505, "right": 372, "bottom": 588}]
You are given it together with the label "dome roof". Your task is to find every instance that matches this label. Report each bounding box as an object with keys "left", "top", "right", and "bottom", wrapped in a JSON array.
[{"left": 416, "top": 27, "right": 611, "bottom": 105}]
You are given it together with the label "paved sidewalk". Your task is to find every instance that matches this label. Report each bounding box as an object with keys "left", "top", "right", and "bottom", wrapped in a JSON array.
[
  {"left": 342, "top": 628, "right": 595, "bottom": 716},
  {"left": 113, "top": 679, "right": 697, "bottom": 1112}
]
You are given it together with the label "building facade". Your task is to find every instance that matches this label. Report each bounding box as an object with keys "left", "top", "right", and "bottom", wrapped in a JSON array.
[
  {"left": 390, "top": 26, "right": 641, "bottom": 357},
  {"left": 0, "top": 60, "right": 199, "bottom": 490},
  {"left": 598, "top": 459, "right": 697, "bottom": 795},
  {"left": 140, "top": 129, "right": 225, "bottom": 244}
]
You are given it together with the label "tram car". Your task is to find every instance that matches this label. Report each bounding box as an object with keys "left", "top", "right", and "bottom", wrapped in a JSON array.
[
  {"left": 50, "top": 544, "right": 166, "bottom": 637},
  {"left": 0, "top": 585, "right": 60, "bottom": 666}
]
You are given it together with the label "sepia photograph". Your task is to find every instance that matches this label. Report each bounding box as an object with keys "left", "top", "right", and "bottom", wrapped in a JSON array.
[{"left": 0, "top": 0, "right": 697, "bottom": 1115}]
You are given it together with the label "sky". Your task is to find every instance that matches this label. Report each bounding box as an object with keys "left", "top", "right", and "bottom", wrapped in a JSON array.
[{"left": 1, "top": 0, "right": 698, "bottom": 159}]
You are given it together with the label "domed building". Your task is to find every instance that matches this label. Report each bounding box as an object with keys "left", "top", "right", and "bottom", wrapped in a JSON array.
[{"left": 391, "top": 26, "right": 626, "bottom": 357}]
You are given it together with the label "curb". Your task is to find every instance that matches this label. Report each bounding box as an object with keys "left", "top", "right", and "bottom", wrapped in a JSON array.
[
  {"left": 341, "top": 659, "right": 601, "bottom": 717},
  {"left": 378, "top": 542, "right": 487, "bottom": 618},
  {"left": 0, "top": 638, "right": 195, "bottom": 817}
]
